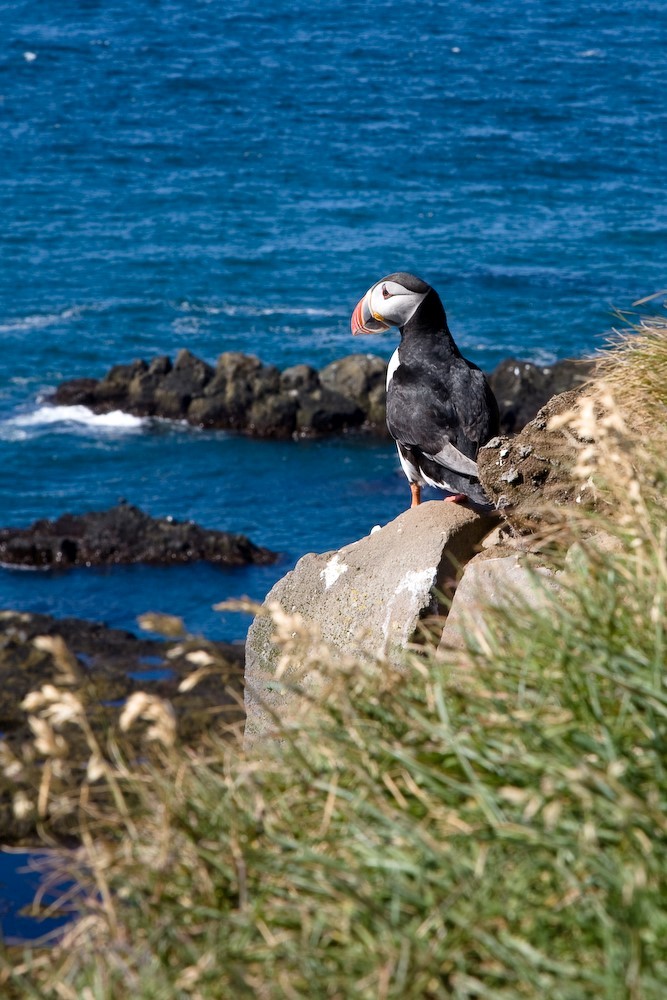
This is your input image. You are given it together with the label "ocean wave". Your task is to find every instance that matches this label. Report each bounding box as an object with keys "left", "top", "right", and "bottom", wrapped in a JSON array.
[
  {"left": 174, "top": 300, "right": 339, "bottom": 319},
  {"left": 0, "top": 299, "right": 162, "bottom": 335},
  {"left": 3, "top": 405, "right": 145, "bottom": 437},
  {"left": 0, "top": 562, "right": 50, "bottom": 573},
  {"left": 0, "top": 300, "right": 340, "bottom": 337},
  {"left": 0, "top": 302, "right": 117, "bottom": 334},
  {"left": 0, "top": 308, "right": 83, "bottom": 334}
]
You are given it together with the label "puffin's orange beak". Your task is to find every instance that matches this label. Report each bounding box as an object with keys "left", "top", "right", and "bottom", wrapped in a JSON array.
[{"left": 351, "top": 293, "right": 391, "bottom": 336}]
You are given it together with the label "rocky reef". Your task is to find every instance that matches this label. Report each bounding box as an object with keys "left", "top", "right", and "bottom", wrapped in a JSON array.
[
  {"left": 53, "top": 350, "right": 385, "bottom": 438},
  {"left": 0, "top": 503, "right": 277, "bottom": 569},
  {"left": 52, "top": 349, "right": 595, "bottom": 438}
]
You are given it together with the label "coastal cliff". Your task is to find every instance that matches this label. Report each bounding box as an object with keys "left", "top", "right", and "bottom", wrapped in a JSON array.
[{"left": 243, "top": 381, "right": 599, "bottom": 743}]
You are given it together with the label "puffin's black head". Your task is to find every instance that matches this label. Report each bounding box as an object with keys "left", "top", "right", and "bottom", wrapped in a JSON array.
[{"left": 351, "top": 272, "right": 434, "bottom": 336}]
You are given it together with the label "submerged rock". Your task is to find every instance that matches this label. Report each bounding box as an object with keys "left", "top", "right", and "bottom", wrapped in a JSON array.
[
  {"left": 51, "top": 349, "right": 593, "bottom": 440},
  {"left": 0, "top": 504, "right": 277, "bottom": 569}
]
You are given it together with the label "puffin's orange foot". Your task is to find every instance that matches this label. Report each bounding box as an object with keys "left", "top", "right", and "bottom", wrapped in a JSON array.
[
  {"left": 410, "top": 483, "right": 421, "bottom": 508},
  {"left": 444, "top": 493, "right": 467, "bottom": 504}
]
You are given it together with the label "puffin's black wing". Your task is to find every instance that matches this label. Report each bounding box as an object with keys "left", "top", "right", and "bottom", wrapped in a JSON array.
[{"left": 386, "top": 355, "right": 498, "bottom": 470}]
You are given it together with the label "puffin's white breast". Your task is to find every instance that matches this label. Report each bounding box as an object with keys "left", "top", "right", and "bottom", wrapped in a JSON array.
[{"left": 386, "top": 347, "right": 400, "bottom": 389}]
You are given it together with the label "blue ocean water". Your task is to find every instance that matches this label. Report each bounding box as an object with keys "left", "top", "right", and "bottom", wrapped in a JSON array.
[
  {"left": 0, "top": 0, "right": 665, "bottom": 941},
  {"left": 1, "top": 0, "right": 665, "bottom": 637}
]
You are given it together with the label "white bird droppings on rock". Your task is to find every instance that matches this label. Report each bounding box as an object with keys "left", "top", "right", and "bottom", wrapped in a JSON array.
[
  {"left": 395, "top": 567, "right": 437, "bottom": 598},
  {"left": 320, "top": 554, "right": 348, "bottom": 590}
]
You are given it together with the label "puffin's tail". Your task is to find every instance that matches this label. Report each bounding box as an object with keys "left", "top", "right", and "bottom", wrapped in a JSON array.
[{"left": 457, "top": 478, "right": 497, "bottom": 514}]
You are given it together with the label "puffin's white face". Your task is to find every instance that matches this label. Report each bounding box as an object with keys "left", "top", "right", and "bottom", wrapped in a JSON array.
[{"left": 351, "top": 275, "right": 429, "bottom": 336}]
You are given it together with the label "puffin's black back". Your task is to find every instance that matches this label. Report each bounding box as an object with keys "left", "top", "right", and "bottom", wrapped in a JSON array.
[{"left": 385, "top": 281, "right": 499, "bottom": 505}]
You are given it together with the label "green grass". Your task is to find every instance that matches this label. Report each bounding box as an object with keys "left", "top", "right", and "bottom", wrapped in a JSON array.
[{"left": 2, "top": 321, "right": 667, "bottom": 999}]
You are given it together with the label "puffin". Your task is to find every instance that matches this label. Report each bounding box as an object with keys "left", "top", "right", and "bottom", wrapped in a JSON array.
[{"left": 350, "top": 272, "right": 499, "bottom": 510}]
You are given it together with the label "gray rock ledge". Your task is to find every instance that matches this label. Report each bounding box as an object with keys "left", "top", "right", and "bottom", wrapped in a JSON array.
[{"left": 244, "top": 502, "right": 497, "bottom": 744}]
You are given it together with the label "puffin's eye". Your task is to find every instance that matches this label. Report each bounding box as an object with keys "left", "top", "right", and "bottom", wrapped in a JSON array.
[{"left": 382, "top": 284, "right": 391, "bottom": 299}]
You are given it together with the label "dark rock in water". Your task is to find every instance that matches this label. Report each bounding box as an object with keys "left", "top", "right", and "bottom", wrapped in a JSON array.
[
  {"left": 52, "top": 377, "right": 100, "bottom": 407},
  {"left": 148, "top": 355, "right": 173, "bottom": 377},
  {"left": 364, "top": 382, "right": 389, "bottom": 431},
  {"left": 280, "top": 363, "right": 320, "bottom": 392},
  {"left": 249, "top": 393, "right": 299, "bottom": 438},
  {"left": 127, "top": 368, "right": 162, "bottom": 415},
  {"left": 487, "top": 357, "right": 595, "bottom": 435},
  {"left": 153, "top": 348, "right": 216, "bottom": 419},
  {"left": 0, "top": 504, "right": 277, "bottom": 569},
  {"left": 51, "top": 349, "right": 593, "bottom": 440},
  {"left": 95, "top": 359, "right": 148, "bottom": 408},
  {"left": 320, "top": 352, "right": 389, "bottom": 433},
  {"left": 295, "top": 386, "right": 365, "bottom": 435},
  {"left": 51, "top": 350, "right": 381, "bottom": 438},
  {"left": 320, "top": 353, "right": 386, "bottom": 403},
  {"left": 0, "top": 610, "right": 244, "bottom": 843},
  {"left": 195, "top": 352, "right": 282, "bottom": 432},
  {"left": 127, "top": 356, "right": 176, "bottom": 415},
  {"left": 187, "top": 392, "right": 236, "bottom": 430}
]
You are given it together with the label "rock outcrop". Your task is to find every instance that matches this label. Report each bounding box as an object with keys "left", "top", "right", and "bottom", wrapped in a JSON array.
[
  {"left": 53, "top": 350, "right": 382, "bottom": 439},
  {"left": 244, "top": 502, "right": 498, "bottom": 743},
  {"left": 52, "top": 349, "right": 593, "bottom": 439},
  {"left": 477, "top": 388, "right": 595, "bottom": 531},
  {"left": 437, "top": 551, "right": 556, "bottom": 653},
  {"left": 0, "top": 503, "right": 277, "bottom": 569}
]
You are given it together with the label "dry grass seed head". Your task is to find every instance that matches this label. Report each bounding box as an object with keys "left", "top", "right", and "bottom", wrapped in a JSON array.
[
  {"left": 119, "top": 691, "right": 177, "bottom": 748},
  {"left": 32, "top": 634, "right": 82, "bottom": 684},
  {"left": 21, "top": 684, "right": 86, "bottom": 729}
]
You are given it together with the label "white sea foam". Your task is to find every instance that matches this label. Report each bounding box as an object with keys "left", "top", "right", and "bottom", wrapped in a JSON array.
[
  {"left": 0, "top": 312, "right": 72, "bottom": 334},
  {"left": 0, "top": 305, "right": 92, "bottom": 334},
  {"left": 6, "top": 405, "right": 145, "bottom": 433},
  {"left": 0, "top": 299, "right": 341, "bottom": 339},
  {"left": 175, "top": 300, "right": 338, "bottom": 319},
  {"left": 0, "top": 300, "right": 143, "bottom": 335},
  {"left": 0, "top": 561, "right": 49, "bottom": 572}
]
